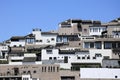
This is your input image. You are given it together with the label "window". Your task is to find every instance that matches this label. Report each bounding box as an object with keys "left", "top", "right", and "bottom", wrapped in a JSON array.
[
  {"left": 42, "top": 67, "right": 44, "bottom": 72},
  {"left": 51, "top": 66, "right": 52, "bottom": 72},
  {"left": 104, "top": 42, "right": 112, "bottom": 49},
  {"left": 13, "top": 45, "right": 16, "bottom": 47},
  {"left": 84, "top": 29, "right": 87, "bottom": 32},
  {"left": 82, "top": 57, "right": 85, "bottom": 59},
  {"left": 47, "top": 39, "right": 50, "bottom": 43},
  {"left": 90, "top": 28, "right": 92, "bottom": 32},
  {"left": 115, "top": 76, "right": 118, "bottom": 78},
  {"left": 93, "top": 28, "right": 98, "bottom": 32},
  {"left": 26, "top": 38, "right": 35, "bottom": 44},
  {"left": 77, "top": 57, "right": 80, "bottom": 59},
  {"left": 90, "top": 42, "right": 94, "bottom": 48},
  {"left": 57, "top": 67, "right": 59, "bottom": 72},
  {"left": 53, "top": 67, "right": 55, "bottom": 72},
  {"left": 46, "top": 50, "right": 52, "bottom": 54},
  {"left": 57, "top": 37, "right": 62, "bottom": 42},
  {"left": 95, "top": 54, "right": 102, "bottom": 57},
  {"left": 95, "top": 42, "right": 101, "bottom": 49},
  {"left": 98, "top": 28, "right": 101, "bottom": 32},
  {"left": 19, "top": 45, "right": 22, "bottom": 47},
  {"left": 118, "top": 43, "right": 120, "bottom": 48},
  {"left": 48, "top": 67, "right": 50, "bottom": 72},
  {"left": 84, "top": 42, "right": 89, "bottom": 48},
  {"left": 51, "top": 38, "right": 55, "bottom": 41},
  {"left": 45, "top": 67, "right": 46, "bottom": 72},
  {"left": 54, "top": 57, "right": 57, "bottom": 60},
  {"left": 87, "top": 56, "right": 90, "bottom": 59},
  {"left": 49, "top": 57, "right": 52, "bottom": 60},
  {"left": 33, "top": 70, "right": 36, "bottom": 73},
  {"left": 36, "top": 40, "right": 42, "bottom": 42},
  {"left": 23, "top": 71, "right": 26, "bottom": 74},
  {"left": 103, "top": 56, "right": 109, "bottom": 59},
  {"left": 93, "top": 57, "right": 96, "bottom": 59},
  {"left": 63, "top": 37, "right": 68, "bottom": 42},
  {"left": 27, "top": 71, "right": 31, "bottom": 74},
  {"left": 23, "top": 78, "right": 29, "bottom": 80}
]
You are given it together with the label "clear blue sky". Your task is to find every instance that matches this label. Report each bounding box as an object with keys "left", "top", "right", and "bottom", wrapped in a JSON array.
[{"left": 0, "top": 0, "right": 120, "bottom": 42}]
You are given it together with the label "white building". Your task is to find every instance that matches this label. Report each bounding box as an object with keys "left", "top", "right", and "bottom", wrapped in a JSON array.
[
  {"left": 80, "top": 68, "right": 120, "bottom": 79},
  {"left": 41, "top": 48, "right": 112, "bottom": 69},
  {"left": 0, "top": 43, "right": 8, "bottom": 59},
  {"left": 26, "top": 28, "right": 57, "bottom": 46},
  {"left": 9, "top": 36, "right": 25, "bottom": 47}
]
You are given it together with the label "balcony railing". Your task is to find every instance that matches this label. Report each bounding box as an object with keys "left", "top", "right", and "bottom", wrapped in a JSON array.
[{"left": 96, "top": 35, "right": 120, "bottom": 39}]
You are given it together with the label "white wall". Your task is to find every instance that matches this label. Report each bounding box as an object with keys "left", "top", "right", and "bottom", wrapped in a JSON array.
[
  {"left": 42, "top": 49, "right": 113, "bottom": 69},
  {"left": 32, "top": 30, "right": 57, "bottom": 45},
  {"left": 89, "top": 49, "right": 112, "bottom": 58},
  {"left": 0, "top": 45, "right": 8, "bottom": 59},
  {"left": 80, "top": 68, "right": 120, "bottom": 79},
  {"left": 10, "top": 41, "right": 25, "bottom": 47},
  {"left": 35, "top": 34, "right": 57, "bottom": 45},
  {"left": 0, "top": 45, "right": 8, "bottom": 51}
]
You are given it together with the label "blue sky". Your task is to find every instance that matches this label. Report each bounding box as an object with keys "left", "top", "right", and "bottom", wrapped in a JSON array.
[{"left": 0, "top": 0, "right": 120, "bottom": 42}]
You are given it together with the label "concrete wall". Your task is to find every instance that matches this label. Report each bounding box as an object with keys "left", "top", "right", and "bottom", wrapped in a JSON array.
[{"left": 102, "top": 59, "right": 120, "bottom": 68}]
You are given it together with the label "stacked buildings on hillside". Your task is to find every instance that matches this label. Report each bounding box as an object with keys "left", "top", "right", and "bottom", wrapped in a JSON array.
[{"left": 0, "top": 18, "right": 120, "bottom": 80}]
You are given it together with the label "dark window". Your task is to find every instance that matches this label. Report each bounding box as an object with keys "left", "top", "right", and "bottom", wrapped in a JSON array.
[
  {"left": 57, "top": 67, "right": 59, "bottom": 72},
  {"left": 45, "top": 67, "right": 46, "bottom": 72},
  {"left": 51, "top": 38, "right": 55, "bottom": 41},
  {"left": 48, "top": 67, "right": 50, "bottom": 72},
  {"left": 93, "top": 57, "right": 96, "bottom": 59},
  {"left": 115, "top": 76, "right": 118, "bottom": 78},
  {"left": 118, "top": 61, "right": 120, "bottom": 65},
  {"left": 87, "top": 56, "right": 90, "bottom": 59},
  {"left": 84, "top": 29, "right": 87, "bottom": 32},
  {"left": 40, "top": 40, "right": 42, "bottom": 42},
  {"left": 27, "top": 71, "right": 31, "bottom": 74},
  {"left": 46, "top": 50, "right": 52, "bottom": 54},
  {"left": 49, "top": 57, "right": 52, "bottom": 60},
  {"left": 90, "top": 42, "right": 94, "bottom": 48},
  {"left": 51, "top": 66, "right": 52, "bottom": 72},
  {"left": 103, "top": 56, "right": 110, "bottom": 59},
  {"left": 14, "top": 45, "right": 17, "bottom": 47},
  {"left": 23, "top": 71, "right": 26, "bottom": 74},
  {"left": 33, "top": 70, "right": 36, "bottom": 73},
  {"left": 77, "top": 57, "right": 80, "bottom": 59},
  {"left": 112, "top": 42, "right": 117, "bottom": 48},
  {"left": 42, "top": 67, "right": 43, "bottom": 72},
  {"left": 82, "top": 57, "right": 85, "bottom": 59},
  {"left": 64, "top": 56, "right": 68, "bottom": 63},
  {"left": 53, "top": 67, "right": 55, "bottom": 72},
  {"left": 19, "top": 45, "right": 22, "bottom": 47},
  {"left": 118, "top": 43, "right": 120, "bottom": 48},
  {"left": 54, "top": 57, "right": 57, "bottom": 60}
]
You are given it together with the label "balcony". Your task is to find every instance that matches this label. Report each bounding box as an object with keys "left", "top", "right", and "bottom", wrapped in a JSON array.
[{"left": 95, "top": 35, "right": 120, "bottom": 41}]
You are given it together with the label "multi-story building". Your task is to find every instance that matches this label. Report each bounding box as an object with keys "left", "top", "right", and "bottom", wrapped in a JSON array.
[{"left": 0, "top": 17, "right": 120, "bottom": 80}]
